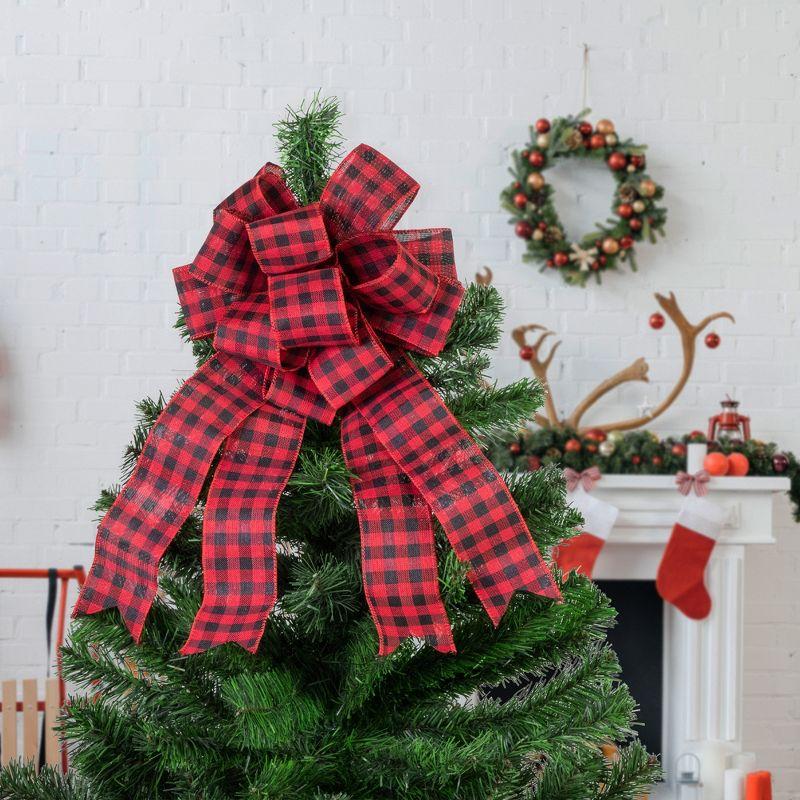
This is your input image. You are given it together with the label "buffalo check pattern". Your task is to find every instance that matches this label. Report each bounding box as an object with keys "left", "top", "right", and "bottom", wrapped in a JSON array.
[
  {"left": 73, "top": 354, "right": 266, "bottom": 641},
  {"left": 341, "top": 412, "right": 455, "bottom": 655},
  {"left": 356, "top": 359, "right": 563, "bottom": 620},
  {"left": 75, "top": 143, "right": 559, "bottom": 655},
  {"left": 248, "top": 203, "right": 332, "bottom": 273},
  {"left": 182, "top": 405, "right": 305, "bottom": 655}
]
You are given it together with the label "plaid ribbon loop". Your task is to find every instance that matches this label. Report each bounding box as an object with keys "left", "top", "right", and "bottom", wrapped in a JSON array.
[{"left": 75, "top": 144, "right": 560, "bottom": 656}]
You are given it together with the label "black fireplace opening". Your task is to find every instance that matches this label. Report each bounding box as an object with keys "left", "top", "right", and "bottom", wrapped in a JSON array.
[
  {"left": 595, "top": 579, "right": 663, "bottom": 756},
  {"left": 485, "top": 580, "right": 663, "bottom": 757}
]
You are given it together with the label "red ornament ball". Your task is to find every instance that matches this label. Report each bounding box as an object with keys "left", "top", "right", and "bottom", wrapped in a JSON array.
[
  {"left": 617, "top": 203, "right": 634, "bottom": 219},
  {"left": 509, "top": 442, "right": 522, "bottom": 455},
  {"left": 649, "top": 312, "right": 665, "bottom": 330},
  {"left": 689, "top": 430, "right": 706, "bottom": 442},
  {"left": 589, "top": 133, "right": 607, "bottom": 149},
  {"left": 527, "top": 455, "right": 542, "bottom": 471},
  {"left": 651, "top": 455, "right": 663, "bottom": 466},
  {"left": 628, "top": 218, "right": 643, "bottom": 232},
  {"left": 631, "top": 454, "right": 642, "bottom": 465},
  {"left": 515, "top": 221, "right": 533, "bottom": 239},
  {"left": 521, "top": 150, "right": 529, "bottom": 159},
  {"left": 607, "top": 152, "right": 628, "bottom": 171},
  {"left": 620, "top": 235, "right": 634, "bottom": 249},
  {"left": 537, "top": 221, "right": 548, "bottom": 231},
  {"left": 704, "top": 451, "right": 729, "bottom": 476},
  {"left": 535, "top": 118, "right": 551, "bottom": 134},
  {"left": 671, "top": 442, "right": 687, "bottom": 457},
  {"left": 564, "top": 438, "right": 582, "bottom": 453},
  {"left": 727, "top": 452, "right": 750, "bottom": 477},
  {"left": 578, "top": 121, "right": 593, "bottom": 137},
  {"left": 586, "top": 443, "right": 598, "bottom": 454},
  {"left": 546, "top": 258, "right": 555, "bottom": 268},
  {"left": 585, "top": 428, "right": 607, "bottom": 443},
  {"left": 773, "top": 453, "right": 790, "bottom": 474},
  {"left": 553, "top": 251, "right": 570, "bottom": 267},
  {"left": 630, "top": 154, "right": 646, "bottom": 169},
  {"left": 519, "top": 345, "right": 535, "bottom": 361},
  {"left": 513, "top": 192, "right": 528, "bottom": 209},
  {"left": 705, "top": 332, "right": 721, "bottom": 349},
  {"left": 590, "top": 260, "right": 601, "bottom": 271},
  {"left": 528, "top": 151, "right": 545, "bottom": 168},
  {"left": 513, "top": 180, "right": 521, "bottom": 189}
]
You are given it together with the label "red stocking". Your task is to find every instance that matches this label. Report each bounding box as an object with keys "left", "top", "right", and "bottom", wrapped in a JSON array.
[
  {"left": 556, "top": 489, "right": 618, "bottom": 579},
  {"left": 656, "top": 496, "right": 724, "bottom": 620}
]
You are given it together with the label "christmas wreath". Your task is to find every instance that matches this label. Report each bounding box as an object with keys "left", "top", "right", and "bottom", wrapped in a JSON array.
[
  {"left": 502, "top": 110, "right": 667, "bottom": 287},
  {"left": 489, "top": 428, "right": 800, "bottom": 521}
]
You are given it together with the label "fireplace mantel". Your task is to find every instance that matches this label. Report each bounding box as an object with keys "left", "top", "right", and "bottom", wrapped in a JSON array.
[{"left": 589, "top": 474, "right": 789, "bottom": 800}]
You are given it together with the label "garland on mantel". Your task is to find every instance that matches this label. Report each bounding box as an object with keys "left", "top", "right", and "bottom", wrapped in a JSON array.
[{"left": 489, "top": 428, "right": 800, "bottom": 522}]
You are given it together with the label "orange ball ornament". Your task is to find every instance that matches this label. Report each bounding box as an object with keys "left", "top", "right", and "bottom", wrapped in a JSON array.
[
  {"left": 527, "top": 172, "right": 545, "bottom": 191},
  {"left": 596, "top": 119, "right": 615, "bottom": 135},
  {"left": 601, "top": 237, "right": 620, "bottom": 255},
  {"left": 564, "top": 438, "right": 582, "bottom": 453},
  {"left": 639, "top": 179, "right": 657, "bottom": 198},
  {"left": 703, "top": 451, "right": 730, "bottom": 476},
  {"left": 727, "top": 452, "right": 750, "bottom": 476}
]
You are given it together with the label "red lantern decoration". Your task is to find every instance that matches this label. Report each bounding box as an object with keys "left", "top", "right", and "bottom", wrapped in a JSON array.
[{"left": 708, "top": 396, "right": 750, "bottom": 443}]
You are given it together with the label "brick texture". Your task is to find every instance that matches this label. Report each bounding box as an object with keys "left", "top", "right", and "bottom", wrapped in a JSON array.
[{"left": 1, "top": 1, "right": 798, "bottom": 794}]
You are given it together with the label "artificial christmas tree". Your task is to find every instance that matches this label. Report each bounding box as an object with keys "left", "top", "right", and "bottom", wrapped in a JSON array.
[{"left": 0, "top": 96, "right": 659, "bottom": 800}]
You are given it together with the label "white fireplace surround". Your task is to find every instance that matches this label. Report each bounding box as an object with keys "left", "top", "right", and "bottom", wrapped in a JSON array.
[{"left": 590, "top": 475, "right": 789, "bottom": 799}]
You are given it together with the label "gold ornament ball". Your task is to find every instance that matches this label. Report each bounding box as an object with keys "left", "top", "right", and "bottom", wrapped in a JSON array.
[
  {"left": 632, "top": 199, "right": 646, "bottom": 213},
  {"left": 596, "top": 119, "right": 615, "bottom": 135},
  {"left": 626, "top": 164, "right": 636, "bottom": 173},
  {"left": 527, "top": 172, "right": 545, "bottom": 191},
  {"left": 532, "top": 229, "right": 544, "bottom": 241},
  {"left": 639, "top": 179, "right": 657, "bottom": 197},
  {"left": 536, "top": 133, "right": 550, "bottom": 148},
  {"left": 605, "top": 133, "right": 618, "bottom": 147},
  {"left": 601, "top": 237, "right": 620, "bottom": 255},
  {"left": 599, "top": 440, "right": 616, "bottom": 457},
  {"left": 608, "top": 430, "right": 624, "bottom": 445}
]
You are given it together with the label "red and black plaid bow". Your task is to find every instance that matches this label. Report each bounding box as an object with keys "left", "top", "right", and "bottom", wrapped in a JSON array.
[{"left": 74, "top": 144, "right": 561, "bottom": 655}]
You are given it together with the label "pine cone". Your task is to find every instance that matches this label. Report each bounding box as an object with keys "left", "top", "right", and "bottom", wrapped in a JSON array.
[
  {"left": 564, "top": 129, "right": 584, "bottom": 150},
  {"left": 618, "top": 183, "right": 638, "bottom": 203}
]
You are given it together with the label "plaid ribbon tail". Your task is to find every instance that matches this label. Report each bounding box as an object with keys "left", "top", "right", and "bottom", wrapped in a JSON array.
[
  {"left": 341, "top": 411, "right": 455, "bottom": 656},
  {"left": 73, "top": 354, "right": 266, "bottom": 642},
  {"left": 355, "top": 361, "right": 562, "bottom": 627},
  {"left": 182, "top": 404, "right": 305, "bottom": 654}
]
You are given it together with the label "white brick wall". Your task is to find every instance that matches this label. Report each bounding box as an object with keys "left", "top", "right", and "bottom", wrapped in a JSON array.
[{"left": 1, "top": 0, "right": 798, "bottom": 792}]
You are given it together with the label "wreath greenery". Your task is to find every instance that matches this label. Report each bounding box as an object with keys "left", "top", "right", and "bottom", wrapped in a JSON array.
[{"left": 502, "top": 109, "right": 667, "bottom": 287}]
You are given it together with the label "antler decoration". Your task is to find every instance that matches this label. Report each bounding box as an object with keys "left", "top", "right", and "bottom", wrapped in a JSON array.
[{"left": 477, "top": 268, "right": 735, "bottom": 433}]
